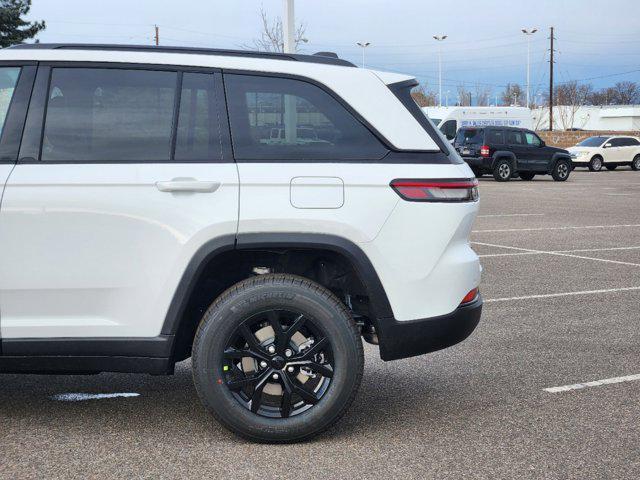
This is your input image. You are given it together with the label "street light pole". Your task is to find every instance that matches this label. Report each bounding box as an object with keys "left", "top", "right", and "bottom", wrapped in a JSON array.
[
  {"left": 356, "top": 41, "right": 371, "bottom": 68},
  {"left": 283, "top": 0, "right": 295, "bottom": 54},
  {"left": 521, "top": 28, "right": 538, "bottom": 108},
  {"left": 433, "top": 35, "right": 447, "bottom": 107}
]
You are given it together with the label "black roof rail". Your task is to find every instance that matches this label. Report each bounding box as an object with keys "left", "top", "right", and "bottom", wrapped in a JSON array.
[{"left": 7, "top": 43, "right": 356, "bottom": 67}]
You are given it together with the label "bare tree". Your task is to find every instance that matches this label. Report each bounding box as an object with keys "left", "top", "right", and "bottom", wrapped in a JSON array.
[
  {"left": 588, "top": 81, "right": 639, "bottom": 106},
  {"left": 456, "top": 85, "right": 471, "bottom": 106},
  {"left": 610, "top": 81, "right": 640, "bottom": 104},
  {"left": 552, "top": 81, "right": 592, "bottom": 130},
  {"left": 474, "top": 84, "right": 491, "bottom": 106},
  {"left": 501, "top": 83, "right": 524, "bottom": 106},
  {"left": 411, "top": 84, "right": 437, "bottom": 107},
  {"left": 243, "top": 7, "right": 307, "bottom": 53}
]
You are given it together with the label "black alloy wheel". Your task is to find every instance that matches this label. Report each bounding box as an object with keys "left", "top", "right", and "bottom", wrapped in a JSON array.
[{"left": 223, "top": 309, "right": 334, "bottom": 418}]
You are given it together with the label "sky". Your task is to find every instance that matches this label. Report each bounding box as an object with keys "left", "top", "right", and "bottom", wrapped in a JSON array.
[{"left": 25, "top": 0, "right": 640, "bottom": 102}]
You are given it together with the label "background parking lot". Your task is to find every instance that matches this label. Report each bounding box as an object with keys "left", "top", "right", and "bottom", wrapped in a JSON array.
[{"left": 1, "top": 170, "right": 639, "bottom": 479}]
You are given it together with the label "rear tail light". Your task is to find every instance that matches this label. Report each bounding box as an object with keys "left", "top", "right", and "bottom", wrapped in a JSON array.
[
  {"left": 480, "top": 145, "right": 490, "bottom": 157},
  {"left": 460, "top": 288, "right": 479, "bottom": 305},
  {"left": 390, "top": 178, "right": 479, "bottom": 202}
]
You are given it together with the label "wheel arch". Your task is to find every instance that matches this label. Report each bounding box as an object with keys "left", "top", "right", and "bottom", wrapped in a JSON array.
[
  {"left": 491, "top": 151, "right": 517, "bottom": 170},
  {"left": 549, "top": 153, "right": 573, "bottom": 173},
  {"left": 162, "top": 233, "right": 394, "bottom": 362}
]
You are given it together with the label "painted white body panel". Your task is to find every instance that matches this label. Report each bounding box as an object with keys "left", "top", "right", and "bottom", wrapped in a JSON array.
[
  {"left": 0, "top": 164, "right": 13, "bottom": 191},
  {"left": 0, "top": 49, "right": 482, "bottom": 341},
  {"left": 0, "top": 163, "right": 239, "bottom": 338},
  {"left": 568, "top": 136, "right": 640, "bottom": 164},
  {"left": 0, "top": 48, "right": 437, "bottom": 152},
  {"left": 238, "top": 161, "right": 480, "bottom": 321}
]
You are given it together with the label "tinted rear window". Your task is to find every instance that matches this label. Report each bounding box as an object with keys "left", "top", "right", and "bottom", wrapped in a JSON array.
[
  {"left": 455, "top": 128, "right": 484, "bottom": 145},
  {"left": 487, "top": 129, "right": 505, "bottom": 144},
  {"left": 42, "top": 68, "right": 177, "bottom": 162},
  {"left": 225, "top": 74, "right": 387, "bottom": 161}
]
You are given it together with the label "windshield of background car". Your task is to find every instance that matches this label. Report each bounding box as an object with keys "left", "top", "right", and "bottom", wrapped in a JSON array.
[
  {"left": 454, "top": 128, "right": 484, "bottom": 145},
  {"left": 578, "top": 136, "right": 609, "bottom": 147}
]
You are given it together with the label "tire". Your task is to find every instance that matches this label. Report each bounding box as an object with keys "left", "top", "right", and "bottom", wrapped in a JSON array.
[
  {"left": 552, "top": 159, "right": 571, "bottom": 181},
  {"left": 519, "top": 172, "right": 535, "bottom": 181},
  {"left": 192, "top": 273, "right": 363, "bottom": 443},
  {"left": 492, "top": 159, "right": 512, "bottom": 182},
  {"left": 632, "top": 156, "right": 640, "bottom": 171},
  {"left": 588, "top": 155, "right": 603, "bottom": 172},
  {"left": 605, "top": 165, "right": 617, "bottom": 171}
]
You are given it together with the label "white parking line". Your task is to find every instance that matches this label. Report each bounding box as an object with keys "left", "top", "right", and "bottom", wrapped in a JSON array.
[
  {"left": 478, "top": 245, "right": 640, "bottom": 258},
  {"left": 544, "top": 374, "right": 640, "bottom": 393},
  {"left": 484, "top": 286, "right": 640, "bottom": 303},
  {"left": 477, "top": 213, "right": 545, "bottom": 218},
  {"left": 473, "top": 241, "right": 640, "bottom": 267},
  {"left": 473, "top": 224, "right": 640, "bottom": 233},
  {"left": 51, "top": 392, "right": 140, "bottom": 402}
]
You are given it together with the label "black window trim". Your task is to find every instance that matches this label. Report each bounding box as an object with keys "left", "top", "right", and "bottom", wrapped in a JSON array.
[
  {"left": 17, "top": 61, "right": 233, "bottom": 165},
  {"left": 0, "top": 62, "right": 37, "bottom": 164},
  {"left": 12, "top": 61, "right": 454, "bottom": 166}
]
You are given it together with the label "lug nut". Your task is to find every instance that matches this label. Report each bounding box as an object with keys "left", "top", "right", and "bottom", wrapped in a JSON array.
[
  {"left": 287, "top": 366, "right": 295, "bottom": 373},
  {"left": 284, "top": 349, "right": 293, "bottom": 357},
  {"left": 272, "top": 373, "right": 279, "bottom": 380},
  {"left": 267, "top": 345, "right": 276, "bottom": 354},
  {"left": 259, "top": 361, "right": 267, "bottom": 369}
]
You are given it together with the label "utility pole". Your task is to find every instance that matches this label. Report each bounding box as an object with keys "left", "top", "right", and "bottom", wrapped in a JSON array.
[
  {"left": 283, "top": 0, "right": 295, "bottom": 54},
  {"left": 433, "top": 35, "right": 447, "bottom": 107},
  {"left": 549, "top": 26, "right": 555, "bottom": 131},
  {"left": 154, "top": 25, "right": 159, "bottom": 46}
]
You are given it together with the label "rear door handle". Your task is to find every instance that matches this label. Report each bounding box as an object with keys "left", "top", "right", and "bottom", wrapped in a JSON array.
[{"left": 156, "top": 178, "right": 221, "bottom": 193}]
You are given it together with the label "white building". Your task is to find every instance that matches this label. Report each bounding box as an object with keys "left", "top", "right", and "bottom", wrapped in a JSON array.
[{"left": 532, "top": 105, "right": 640, "bottom": 131}]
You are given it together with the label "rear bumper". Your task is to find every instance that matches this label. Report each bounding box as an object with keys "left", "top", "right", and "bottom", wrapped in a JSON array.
[
  {"left": 462, "top": 156, "right": 491, "bottom": 170},
  {"left": 376, "top": 295, "right": 482, "bottom": 361}
]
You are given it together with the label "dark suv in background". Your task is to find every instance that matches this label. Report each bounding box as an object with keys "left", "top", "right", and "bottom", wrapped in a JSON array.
[{"left": 454, "top": 126, "right": 573, "bottom": 182}]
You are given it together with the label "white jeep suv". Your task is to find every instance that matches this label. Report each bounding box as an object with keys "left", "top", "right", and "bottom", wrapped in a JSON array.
[{"left": 0, "top": 44, "right": 482, "bottom": 442}]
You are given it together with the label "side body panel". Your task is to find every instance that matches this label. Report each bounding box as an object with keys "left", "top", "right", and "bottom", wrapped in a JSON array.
[
  {"left": 0, "top": 65, "right": 240, "bottom": 339},
  {"left": 0, "top": 163, "right": 239, "bottom": 338},
  {"left": 237, "top": 162, "right": 481, "bottom": 321}
]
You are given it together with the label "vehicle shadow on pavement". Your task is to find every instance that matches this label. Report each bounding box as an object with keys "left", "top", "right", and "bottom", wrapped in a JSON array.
[{"left": 0, "top": 348, "right": 485, "bottom": 444}]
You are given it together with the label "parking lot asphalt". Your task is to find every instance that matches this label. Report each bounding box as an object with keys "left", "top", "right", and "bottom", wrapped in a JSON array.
[{"left": 1, "top": 170, "right": 639, "bottom": 479}]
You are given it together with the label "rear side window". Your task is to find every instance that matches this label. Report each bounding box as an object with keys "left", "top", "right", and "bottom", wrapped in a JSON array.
[
  {"left": 455, "top": 128, "right": 483, "bottom": 145},
  {"left": 225, "top": 74, "right": 387, "bottom": 161},
  {"left": 487, "top": 129, "right": 505, "bottom": 144},
  {"left": 0, "top": 67, "right": 21, "bottom": 138},
  {"left": 42, "top": 68, "right": 177, "bottom": 162},
  {"left": 506, "top": 130, "right": 524, "bottom": 145},
  {"left": 619, "top": 137, "right": 639, "bottom": 147}
]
